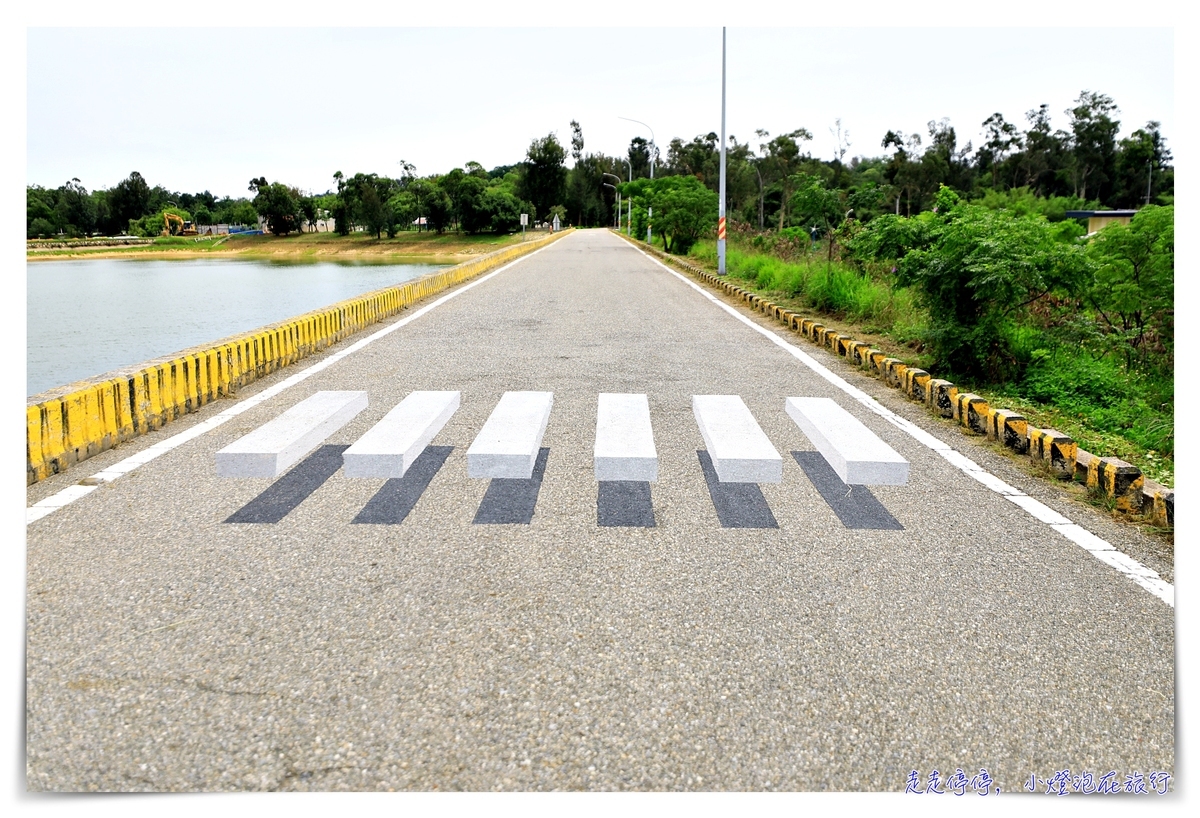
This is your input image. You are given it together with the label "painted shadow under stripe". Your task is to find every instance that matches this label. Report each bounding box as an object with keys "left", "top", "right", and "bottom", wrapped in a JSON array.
[
  {"left": 473, "top": 447, "right": 550, "bottom": 525},
  {"left": 792, "top": 451, "right": 904, "bottom": 530},
  {"left": 225, "top": 444, "right": 348, "bottom": 524},
  {"left": 352, "top": 446, "right": 453, "bottom": 525},
  {"left": 598, "top": 481, "right": 655, "bottom": 528},
  {"left": 697, "top": 450, "right": 778, "bottom": 529}
]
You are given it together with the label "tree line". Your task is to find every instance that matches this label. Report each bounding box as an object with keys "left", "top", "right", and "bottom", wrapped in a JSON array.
[
  {"left": 28, "top": 89, "right": 1171, "bottom": 243},
  {"left": 26, "top": 172, "right": 261, "bottom": 239}
]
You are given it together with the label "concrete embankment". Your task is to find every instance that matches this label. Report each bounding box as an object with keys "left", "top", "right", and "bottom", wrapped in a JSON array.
[{"left": 26, "top": 230, "right": 571, "bottom": 485}]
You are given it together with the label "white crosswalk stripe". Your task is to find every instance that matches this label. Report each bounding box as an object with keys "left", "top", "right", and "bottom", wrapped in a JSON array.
[
  {"left": 785, "top": 396, "right": 908, "bottom": 485},
  {"left": 343, "top": 391, "right": 460, "bottom": 479},
  {"left": 466, "top": 391, "right": 554, "bottom": 479},
  {"left": 692, "top": 395, "right": 782, "bottom": 483},
  {"left": 215, "top": 390, "right": 368, "bottom": 478},
  {"left": 594, "top": 393, "right": 657, "bottom": 482}
]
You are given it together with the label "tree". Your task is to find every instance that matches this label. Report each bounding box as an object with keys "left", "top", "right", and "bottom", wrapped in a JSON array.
[
  {"left": 249, "top": 178, "right": 303, "bottom": 236},
  {"left": 224, "top": 201, "right": 259, "bottom": 228},
  {"left": 422, "top": 181, "right": 454, "bottom": 233},
  {"left": 790, "top": 175, "right": 847, "bottom": 261},
  {"left": 881, "top": 130, "right": 924, "bottom": 215},
  {"left": 894, "top": 186, "right": 1091, "bottom": 379},
  {"left": 29, "top": 217, "right": 56, "bottom": 239},
  {"left": 345, "top": 173, "right": 395, "bottom": 238},
  {"left": 566, "top": 151, "right": 621, "bottom": 227},
  {"left": 978, "top": 112, "right": 1022, "bottom": 190},
  {"left": 105, "top": 171, "right": 152, "bottom": 235},
  {"left": 129, "top": 205, "right": 193, "bottom": 238},
  {"left": 332, "top": 171, "right": 352, "bottom": 235},
  {"left": 481, "top": 187, "right": 525, "bottom": 233},
  {"left": 665, "top": 132, "right": 720, "bottom": 184},
  {"left": 54, "top": 178, "right": 97, "bottom": 237},
  {"left": 642, "top": 175, "right": 717, "bottom": 254},
  {"left": 456, "top": 174, "right": 492, "bottom": 234},
  {"left": 755, "top": 128, "right": 814, "bottom": 229},
  {"left": 1065, "top": 90, "right": 1120, "bottom": 202},
  {"left": 27, "top": 186, "right": 57, "bottom": 236},
  {"left": 569, "top": 120, "right": 584, "bottom": 163},
  {"left": 518, "top": 133, "right": 568, "bottom": 222},
  {"left": 920, "top": 118, "right": 974, "bottom": 196},
  {"left": 1113, "top": 121, "right": 1173, "bottom": 208},
  {"left": 1085, "top": 205, "right": 1173, "bottom": 372}
]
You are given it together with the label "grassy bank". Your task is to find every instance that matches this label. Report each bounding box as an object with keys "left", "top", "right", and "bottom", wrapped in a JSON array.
[
  {"left": 27, "top": 230, "right": 545, "bottom": 262},
  {"left": 686, "top": 238, "right": 1173, "bottom": 488}
]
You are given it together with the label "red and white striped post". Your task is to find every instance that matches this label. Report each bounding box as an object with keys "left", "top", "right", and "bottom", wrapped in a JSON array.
[{"left": 717, "top": 27, "right": 727, "bottom": 276}]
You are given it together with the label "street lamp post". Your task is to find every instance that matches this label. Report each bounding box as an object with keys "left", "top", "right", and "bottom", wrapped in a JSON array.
[
  {"left": 602, "top": 173, "right": 622, "bottom": 230},
  {"left": 622, "top": 159, "right": 633, "bottom": 235},
  {"left": 619, "top": 116, "right": 656, "bottom": 244}
]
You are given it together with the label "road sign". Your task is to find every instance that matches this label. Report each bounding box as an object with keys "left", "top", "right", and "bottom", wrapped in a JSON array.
[{"left": 520, "top": 213, "right": 528, "bottom": 226}]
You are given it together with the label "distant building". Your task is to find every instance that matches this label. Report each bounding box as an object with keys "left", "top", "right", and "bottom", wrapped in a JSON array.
[
  {"left": 1065, "top": 210, "right": 1138, "bottom": 235},
  {"left": 301, "top": 218, "right": 336, "bottom": 233},
  {"left": 197, "top": 223, "right": 258, "bottom": 236}
]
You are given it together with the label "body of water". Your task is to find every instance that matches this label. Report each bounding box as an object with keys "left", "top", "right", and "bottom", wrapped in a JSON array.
[{"left": 27, "top": 257, "right": 450, "bottom": 396}]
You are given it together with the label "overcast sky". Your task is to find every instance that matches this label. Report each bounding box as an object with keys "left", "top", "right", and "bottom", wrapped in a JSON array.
[{"left": 27, "top": 21, "right": 1175, "bottom": 200}]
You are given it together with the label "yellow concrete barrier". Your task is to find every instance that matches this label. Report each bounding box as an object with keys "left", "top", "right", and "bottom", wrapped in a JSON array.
[{"left": 26, "top": 231, "right": 571, "bottom": 485}]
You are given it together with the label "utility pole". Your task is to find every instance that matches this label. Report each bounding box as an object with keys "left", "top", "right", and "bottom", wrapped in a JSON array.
[{"left": 718, "top": 26, "right": 727, "bottom": 275}]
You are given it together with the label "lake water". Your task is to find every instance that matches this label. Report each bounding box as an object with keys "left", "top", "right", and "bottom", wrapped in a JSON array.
[{"left": 27, "top": 257, "right": 451, "bottom": 396}]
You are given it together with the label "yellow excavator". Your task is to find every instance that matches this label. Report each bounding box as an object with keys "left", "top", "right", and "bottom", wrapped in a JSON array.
[{"left": 163, "top": 212, "right": 198, "bottom": 237}]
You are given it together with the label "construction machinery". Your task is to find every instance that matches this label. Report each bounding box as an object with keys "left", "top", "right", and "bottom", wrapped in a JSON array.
[{"left": 163, "top": 213, "right": 198, "bottom": 237}]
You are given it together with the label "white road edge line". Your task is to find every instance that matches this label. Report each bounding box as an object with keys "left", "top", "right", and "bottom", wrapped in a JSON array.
[
  {"left": 631, "top": 243, "right": 1174, "bottom": 609},
  {"left": 26, "top": 238, "right": 565, "bottom": 527}
]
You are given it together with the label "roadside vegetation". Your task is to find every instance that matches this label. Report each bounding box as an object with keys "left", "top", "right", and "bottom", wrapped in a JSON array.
[{"left": 684, "top": 197, "right": 1173, "bottom": 487}]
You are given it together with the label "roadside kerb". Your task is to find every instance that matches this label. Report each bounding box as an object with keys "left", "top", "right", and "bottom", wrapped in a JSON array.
[
  {"left": 26, "top": 230, "right": 573, "bottom": 485},
  {"left": 612, "top": 231, "right": 1173, "bottom": 530}
]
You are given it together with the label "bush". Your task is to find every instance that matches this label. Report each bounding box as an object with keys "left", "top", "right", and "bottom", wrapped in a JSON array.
[{"left": 28, "top": 217, "right": 56, "bottom": 239}]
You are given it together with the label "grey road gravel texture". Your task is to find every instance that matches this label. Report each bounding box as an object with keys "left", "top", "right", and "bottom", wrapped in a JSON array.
[{"left": 26, "top": 230, "right": 1174, "bottom": 792}]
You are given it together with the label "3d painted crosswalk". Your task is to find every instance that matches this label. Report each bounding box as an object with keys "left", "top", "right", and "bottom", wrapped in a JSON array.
[
  {"left": 218, "top": 389, "right": 909, "bottom": 529},
  {"left": 343, "top": 390, "right": 459, "bottom": 478},
  {"left": 467, "top": 391, "right": 554, "bottom": 479},
  {"left": 216, "top": 390, "right": 367, "bottom": 478}
]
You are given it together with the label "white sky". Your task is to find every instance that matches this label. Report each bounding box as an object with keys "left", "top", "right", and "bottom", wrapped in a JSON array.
[{"left": 25, "top": 15, "right": 1176, "bottom": 199}]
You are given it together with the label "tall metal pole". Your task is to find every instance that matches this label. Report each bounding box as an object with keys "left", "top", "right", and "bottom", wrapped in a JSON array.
[
  {"left": 620, "top": 117, "right": 655, "bottom": 244},
  {"left": 623, "top": 159, "right": 633, "bottom": 235},
  {"left": 718, "top": 26, "right": 727, "bottom": 275},
  {"left": 602, "top": 173, "right": 622, "bottom": 231},
  {"left": 648, "top": 133, "right": 654, "bottom": 245}
]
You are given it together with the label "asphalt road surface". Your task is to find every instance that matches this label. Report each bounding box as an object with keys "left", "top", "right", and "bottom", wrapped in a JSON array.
[{"left": 25, "top": 230, "right": 1174, "bottom": 792}]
